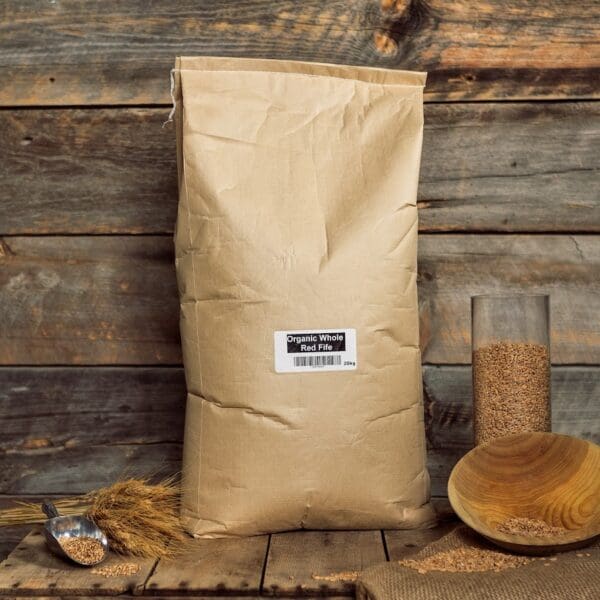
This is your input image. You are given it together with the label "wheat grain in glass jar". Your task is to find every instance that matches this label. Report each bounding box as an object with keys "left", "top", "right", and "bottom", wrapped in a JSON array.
[{"left": 471, "top": 295, "right": 551, "bottom": 445}]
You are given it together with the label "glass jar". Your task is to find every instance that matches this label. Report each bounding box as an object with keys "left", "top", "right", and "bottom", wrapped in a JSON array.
[{"left": 471, "top": 294, "right": 551, "bottom": 445}]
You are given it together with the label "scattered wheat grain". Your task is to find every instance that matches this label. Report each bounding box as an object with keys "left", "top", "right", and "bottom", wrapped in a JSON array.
[
  {"left": 92, "top": 562, "right": 140, "bottom": 577},
  {"left": 312, "top": 570, "right": 360, "bottom": 582},
  {"left": 399, "top": 547, "right": 531, "bottom": 573}
]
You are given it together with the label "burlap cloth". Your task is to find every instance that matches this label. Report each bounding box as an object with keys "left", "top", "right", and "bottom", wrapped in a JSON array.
[{"left": 357, "top": 525, "right": 599, "bottom": 599}]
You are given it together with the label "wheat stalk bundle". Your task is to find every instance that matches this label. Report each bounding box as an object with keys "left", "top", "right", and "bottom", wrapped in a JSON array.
[{"left": 0, "top": 477, "right": 188, "bottom": 559}]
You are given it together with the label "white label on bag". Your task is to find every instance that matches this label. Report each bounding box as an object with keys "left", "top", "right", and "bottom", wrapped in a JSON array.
[{"left": 274, "top": 328, "right": 357, "bottom": 373}]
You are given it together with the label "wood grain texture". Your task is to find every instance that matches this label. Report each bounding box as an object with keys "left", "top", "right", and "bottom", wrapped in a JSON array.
[
  {"left": 0, "top": 444, "right": 182, "bottom": 495},
  {"left": 425, "top": 365, "right": 600, "bottom": 496},
  {"left": 0, "top": 109, "right": 176, "bottom": 235},
  {"left": 1, "top": 1, "right": 598, "bottom": 105},
  {"left": 417, "top": 235, "right": 600, "bottom": 364},
  {"left": 0, "top": 527, "right": 156, "bottom": 596},
  {"left": 448, "top": 433, "right": 600, "bottom": 552},
  {"left": 424, "top": 366, "right": 600, "bottom": 447},
  {"left": 384, "top": 521, "right": 458, "bottom": 561},
  {"left": 0, "top": 368, "right": 186, "bottom": 451},
  {"left": 1, "top": 103, "right": 598, "bottom": 235},
  {"left": 419, "top": 103, "right": 600, "bottom": 232},
  {"left": 144, "top": 535, "right": 269, "bottom": 596},
  {"left": 263, "top": 530, "right": 386, "bottom": 597},
  {"left": 0, "top": 237, "right": 181, "bottom": 365},
  {"left": 2, "top": 366, "right": 598, "bottom": 453},
  {"left": 0, "top": 524, "right": 461, "bottom": 597},
  {"left": 0, "top": 595, "right": 260, "bottom": 600},
  {"left": 0, "top": 524, "right": 28, "bottom": 564},
  {"left": 2, "top": 365, "right": 597, "bottom": 497},
  {"left": 0, "top": 496, "right": 65, "bottom": 562},
  {"left": 1, "top": 235, "right": 598, "bottom": 365},
  {"left": 0, "top": 366, "right": 597, "bottom": 496}
]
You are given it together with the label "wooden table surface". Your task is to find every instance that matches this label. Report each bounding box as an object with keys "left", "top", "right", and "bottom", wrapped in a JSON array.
[{"left": 0, "top": 521, "right": 457, "bottom": 597}]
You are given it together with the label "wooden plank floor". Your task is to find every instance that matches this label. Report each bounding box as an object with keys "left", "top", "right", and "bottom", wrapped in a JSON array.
[
  {"left": 0, "top": 528, "right": 155, "bottom": 596},
  {"left": 0, "top": 521, "right": 457, "bottom": 597},
  {"left": 146, "top": 535, "right": 269, "bottom": 595}
]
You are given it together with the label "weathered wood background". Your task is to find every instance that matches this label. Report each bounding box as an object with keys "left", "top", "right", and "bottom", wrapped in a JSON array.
[{"left": 0, "top": 0, "right": 599, "bottom": 559}]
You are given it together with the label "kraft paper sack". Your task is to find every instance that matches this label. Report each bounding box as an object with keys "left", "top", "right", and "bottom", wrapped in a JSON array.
[{"left": 173, "top": 56, "right": 433, "bottom": 537}]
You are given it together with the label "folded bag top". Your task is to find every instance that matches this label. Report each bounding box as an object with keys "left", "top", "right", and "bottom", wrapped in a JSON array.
[{"left": 174, "top": 56, "right": 432, "bottom": 538}]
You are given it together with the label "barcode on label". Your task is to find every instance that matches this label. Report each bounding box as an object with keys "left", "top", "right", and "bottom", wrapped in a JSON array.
[{"left": 293, "top": 355, "right": 342, "bottom": 368}]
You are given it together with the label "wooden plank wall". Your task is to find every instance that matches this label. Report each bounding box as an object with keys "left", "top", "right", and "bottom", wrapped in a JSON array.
[{"left": 1, "top": 0, "right": 599, "bottom": 557}]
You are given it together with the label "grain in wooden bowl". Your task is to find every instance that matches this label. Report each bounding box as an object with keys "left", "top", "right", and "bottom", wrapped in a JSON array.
[
  {"left": 448, "top": 432, "right": 600, "bottom": 554},
  {"left": 495, "top": 516, "right": 570, "bottom": 538}
]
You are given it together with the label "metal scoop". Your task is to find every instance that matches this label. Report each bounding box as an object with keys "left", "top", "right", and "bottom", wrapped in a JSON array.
[{"left": 42, "top": 500, "right": 109, "bottom": 566}]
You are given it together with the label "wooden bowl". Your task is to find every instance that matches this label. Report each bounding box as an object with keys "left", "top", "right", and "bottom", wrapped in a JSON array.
[{"left": 448, "top": 432, "right": 600, "bottom": 554}]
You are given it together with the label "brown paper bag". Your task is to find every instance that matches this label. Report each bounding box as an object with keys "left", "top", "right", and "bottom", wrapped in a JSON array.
[{"left": 174, "top": 57, "right": 433, "bottom": 537}]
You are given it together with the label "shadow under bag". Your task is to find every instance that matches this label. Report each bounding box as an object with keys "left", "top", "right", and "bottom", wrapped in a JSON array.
[{"left": 173, "top": 56, "right": 433, "bottom": 537}]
